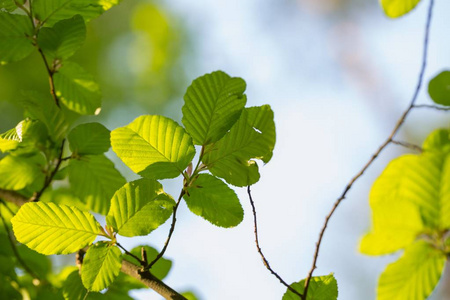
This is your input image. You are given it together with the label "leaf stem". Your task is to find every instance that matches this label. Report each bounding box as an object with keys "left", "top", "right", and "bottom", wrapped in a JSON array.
[
  {"left": 302, "top": 0, "right": 435, "bottom": 299},
  {"left": 391, "top": 140, "right": 423, "bottom": 152},
  {"left": 413, "top": 104, "right": 450, "bottom": 111}
]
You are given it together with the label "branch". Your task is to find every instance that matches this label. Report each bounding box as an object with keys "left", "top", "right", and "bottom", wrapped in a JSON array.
[
  {"left": 247, "top": 186, "right": 303, "bottom": 298},
  {"left": 391, "top": 140, "right": 423, "bottom": 152},
  {"left": 302, "top": 0, "right": 435, "bottom": 298},
  {"left": 413, "top": 104, "right": 450, "bottom": 111},
  {"left": 0, "top": 189, "right": 29, "bottom": 206}
]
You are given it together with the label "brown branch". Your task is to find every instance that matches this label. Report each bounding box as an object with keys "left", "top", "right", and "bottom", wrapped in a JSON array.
[
  {"left": 413, "top": 104, "right": 450, "bottom": 111},
  {"left": 391, "top": 140, "right": 423, "bottom": 152},
  {"left": 146, "top": 190, "right": 185, "bottom": 270},
  {"left": 0, "top": 189, "right": 29, "bottom": 206},
  {"left": 302, "top": 0, "right": 435, "bottom": 298},
  {"left": 247, "top": 186, "right": 303, "bottom": 297}
]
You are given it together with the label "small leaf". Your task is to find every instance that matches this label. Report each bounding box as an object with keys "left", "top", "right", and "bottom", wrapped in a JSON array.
[
  {"left": 182, "top": 71, "right": 247, "bottom": 145},
  {"left": 69, "top": 155, "right": 126, "bottom": 215},
  {"left": 33, "top": 0, "right": 121, "bottom": 26},
  {"left": 423, "top": 128, "right": 450, "bottom": 153},
  {"left": 0, "top": 12, "right": 34, "bottom": 64},
  {"left": 283, "top": 273, "right": 338, "bottom": 300},
  {"left": 106, "top": 178, "right": 175, "bottom": 237},
  {"left": 111, "top": 115, "right": 195, "bottom": 179},
  {"left": 68, "top": 122, "right": 111, "bottom": 155},
  {"left": 124, "top": 245, "right": 172, "bottom": 280},
  {"left": 38, "top": 15, "right": 86, "bottom": 61},
  {"left": 0, "top": 154, "right": 45, "bottom": 190},
  {"left": 54, "top": 61, "right": 102, "bottom": 115},
  {"left": 11, "top": 202, "right": 101, "bottom": 255},
  {"left": 428, "top": 71, "right": 450, "bottom": 107},
  {"left": 380, "top": 0, "right": 422, "bottom": 18},
  {"left": 377, "top": 241, "right": 445, "bottom": 300},
  {"left": 184, "top": 174, "right": 243, "bottom": 228},
  {"left": 203, "top": 105, "right": 276, "bottom": 186},
  {"left": 81, "top": 242, "right": 122, "bottom": 292}
]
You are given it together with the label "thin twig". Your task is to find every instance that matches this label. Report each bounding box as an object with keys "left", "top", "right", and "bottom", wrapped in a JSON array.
[
  {"left": 0, "top": 200, "right": 40, "bottom": 280},
  {"left": 117, "top": 243, "right": 145, "bottom": 266},
  {"left": 146, "top": 190, "right": 186, "bottom": 270},
  {"left": 391, "top": 140, "right": 423, "bottom": 152},
  {"left": 413, "top": 104, "right": 450, "bottom": 111},
  {"left": 302, "top": 1, "right": 435, "bottom": 299},
  {"left": 247, "top": 186, "right": 303, "bottom": 297},
  {"left": 31, "top": 140, "right": 65, "bottom": 202}
]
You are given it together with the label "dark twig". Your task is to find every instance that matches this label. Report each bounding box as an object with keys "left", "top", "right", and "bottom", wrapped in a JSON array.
[
  {"left": 413, "top": 104, "right": 450, "bottom": 111},
  {"left": 146, "top": 190, "right": 185, "bottom": 270},
  {"left": 117, "top": 243, "right": 146, "bottom": 266},
  {"left": 391, "top": 140, "right": 423, "bottom": 152},
  {"left": 0, "top": 200, "right": 40, "bottom": 280},
  {"left": 247, "top": 186, "right": 303, "bottom": 297},
  {"left": 302, "top": 1, "right": 435, "bottom": 299}
]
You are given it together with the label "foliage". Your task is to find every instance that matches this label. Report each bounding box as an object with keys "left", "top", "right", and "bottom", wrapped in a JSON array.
[{"left": 0, "top": 0, "right": 448, "bottom": 299}]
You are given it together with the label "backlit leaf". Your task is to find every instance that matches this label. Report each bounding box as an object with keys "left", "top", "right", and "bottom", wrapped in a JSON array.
[
  {"left": 11, "top": 202, "right": 101, "bottom": 255},
  {"left": 111, "top": 115, "right": 195, "bottom": 179},
  {"left": 0, "top": 12, "right": 34, "bottom": 64},
  {"left": 428, "top": 71, "right": 450, "bottom": 107},
  {"left": 283, "top": 273, "right": 338, "bottom": 300},
  {"left": 184, "top": 174, "right": 243, "bottom": 228},
  {"left": 106, "top": 178, "right": 175, "bottom": 237},
  {"left": 380, "top": 0, "right": 422, "bottom": 18},
  {"left": 0, "top": 154, "right": 45, "bottom": 191},
  {"left": 68, "top": 123, "right": 111, "bottom": 155},
  {"left": 182, "top": 71, "right": 247, "bottom": 145}
]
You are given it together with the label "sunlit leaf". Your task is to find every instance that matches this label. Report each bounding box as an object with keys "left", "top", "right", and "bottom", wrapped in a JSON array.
[
  {"left": 282, "top": 273, "right": 338, "bottom": 300},
  {"left": 54, "top": 61, "right": 102, "bottom": 115},
  {"left": 182, "top": 71, "right": 247, "bottom": 145},
  {"left": 111, "top": 115, "right": 195, "bottom": 179},
  {"left": 11, "top": 202, "right": 101, "bottom": 255},
  {"left": 0, "top": 154, "right": 45, "bottom": 190},
  {"left": 423, "top": 128, "right": 450, "bottom": 153},
  {"left": 181, "top": 291, "right": 200, "bottom": 300},
  {"left": 203, "top": 105, "right": 276, "bottom": 186},
  {"left": 81, "top": 242, "right": 122, "bottom": 292},
  {"left": 0, "top": 12, "right": 34, "bottom": 64},
  {"left": 38, "top": 15, "right": 86, "bottom": 61},
  {"left": 33, "top": 0, "right": 121, "bottom": 26},
  {"left": 124, "top": 245, "right": 172, "bottom": 280},
  {"left": 380, "top": 0, "right": 422, "bottom": 18},
  {"left": 377, "top": 241, "right": 445, "bottom": 300},
  {"left": 184, "top": 174, "right": 243, "bottom": 228},
  {"left": 106, "top": 178, "right": 175, "bottom": 237},
  {"left": 428, "top": 71, "right": 450, "bottom": 107},
  {"left": 69, "top": 155, "right": 126, "bottom": 215},
  {"left": 68, "top": 123, "right": 111, "bottom": 155}
]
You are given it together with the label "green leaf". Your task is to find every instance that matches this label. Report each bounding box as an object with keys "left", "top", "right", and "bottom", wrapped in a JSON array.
[
  {"left": 68, "top": 123, "right": 111, "bottom": 155},
  {"left": 54, "top": 61, "right": 102, "bottom": 115},
  {"left": 41, "top": 188, "right": 88, "bottom": 211},
  {"left": 181, "top": 291, "right": 200, "bottom": 300},
  {"left": 0, "top": 122, "right": 23, "bottom": 152},
  {"left": 377, "top": 241, "right": 445, "bottom": 300},
  {"left": 111, "top": 115, "right": 195, "bottom": 179},
  {"left": 182, "top": 71, "right": 247, "bottom": 145},
  {"left": 0, "top": 154, "right": 45, "bottom": 190},
  {"left": 0, "top": 0, "right": 17, "bottom": 12},
  {"left": 38, "top": 15, "right": 86, "bottom": 61},
  {"left": 106, "top": 178, "right": 175, "bottom": 237},
  {"left": 428, "top": 71, "right": 450, "bottom": 107},
  {"left": 380, "top": 0, "right": 422, "bottom": 18},
  {"left": 69, "top": 155, "right": 126, "bottom": 215},
  {"left": 282, "top": 273, "right": 338, "bottom": 300},
  {"left": 63, "top": 270, "right": 104, "bottom": 300},
  {"left": 33, "top": 0, "right": 121, "bottom": 26},
  {"left": 0, "top": 12, "right": 34, "bottom": 64},
  {"left": 11, "top": 202, "right": 101, "bottom": 255},
  {"left": 423, "top": 128, "right": 450, "bottom": 153},
  {"left": 203, "top": 105, "right": 276, "bottom": 186},
  {"left": 124, "top": 245, "right": 172, "bottom": 280},
  {"left": 17, "top": 244, "right": 51, "bottom": 279},
  {"left": 0, "top": 119, "right": 49, "bottom": 155},
  {"left": 81, "top": 242, "right": 122, "bottom": 292},
  {"left": 184, "top": 174, "right": 243, "bottom": 228}
]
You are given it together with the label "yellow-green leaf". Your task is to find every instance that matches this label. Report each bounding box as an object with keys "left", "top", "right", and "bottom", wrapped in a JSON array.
[{"left": 380, "top": 0, "right": 422, "bottom": 18}]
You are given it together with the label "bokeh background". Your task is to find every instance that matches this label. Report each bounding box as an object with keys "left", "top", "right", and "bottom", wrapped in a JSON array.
[{"left": 1, "top": 0, "right": 450, "bottom": 299}]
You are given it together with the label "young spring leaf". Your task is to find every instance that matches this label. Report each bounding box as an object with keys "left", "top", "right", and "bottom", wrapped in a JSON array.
[
  {"left": 0, "top": 12, "right": 34, "bottom": 64},
  {"left": 106, "top": 178, "right": 175, "bottom": 237},
  {"left": 0, "top": 154, "right": 45, "bottom": 191},
  {"left": 377, "top": 241, "right": 445, "bottom": 300},
  {"left": 54, "top": 61, "right": 102, "bottom": 115},
  {"left": 183, "top": 174, "right": 243, "bottom": 228},
  {"left": 428, "top": 71, "right": 450, "bottom": 107},
  {"left": 124, "top": 245, "right": 172, "bottom": 280},
  {"left": 380, "top": 0, "right": 422, "bottom": 18},
  {"left": 282, "top": 273, "right": 338, "bottom": 300},
  {"left": 111, "top": 115, "right": 195, "bottom": 179},
  {"left": 68, "top": 122, "right": 111, "bottom": 155},
  {"left": 33, "top": 0, "right": 121, "bottom": 26},
  {"left": 203, "top": 105, "right": 276, "bottom": 186},
  {"left": 38, "top": 15, "right": 87, "bottom": 61},
  {"left": 81, "top": 242, "right": 122, "bottom": 292},
  {"left": 69, "top": 154, "right": 126, "bottom": 215},
  {"left": 182, "top": 71, "right": 247, "bottom": 145},
  {"left": 11, "top": 202, "right": 101, "bottom": 255}
]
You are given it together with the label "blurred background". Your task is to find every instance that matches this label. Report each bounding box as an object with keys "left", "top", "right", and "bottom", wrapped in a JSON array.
[{"left": 1, "top": 0, "right": 450, "bottom": 299}]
